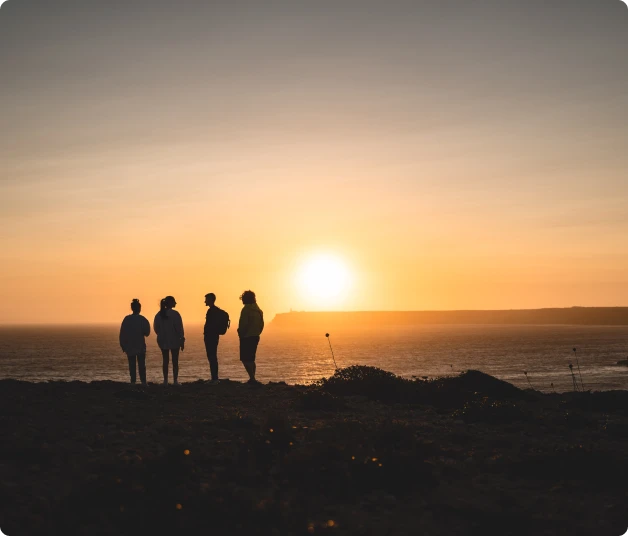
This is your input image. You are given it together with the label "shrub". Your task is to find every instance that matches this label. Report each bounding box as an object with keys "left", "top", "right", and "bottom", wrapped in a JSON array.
[{"left": 317, "top": 366, "right": 415, "bottom": 402}]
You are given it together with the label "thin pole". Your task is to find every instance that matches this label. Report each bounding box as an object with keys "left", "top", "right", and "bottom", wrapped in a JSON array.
[
  {"left": 325, "top": 333, "right": 338, "bottom": 370},
  {"left": 573, "top": 348, "right": 584, "bottom": 391}
]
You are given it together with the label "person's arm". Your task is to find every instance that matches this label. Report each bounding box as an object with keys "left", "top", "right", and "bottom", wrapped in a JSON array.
[
  {"left": 178, "top": 312, "right": 184, "bottom": 340},
  {"left": 238, "top": 308, "right": 249, "bottom": 338},
  {"left": 176, "top": 311, "right": 185, "bottom": 350},
  {"left": 259, "top": 310, "right": 264, "bottom": 334},
  {"left": 143, "top": 317, "right": 150, "bottom": 338},
  {"left": 153, "top": 315, "right": 160, "bottom": 336},
  {"left": 119, "top": 319, "right": 127, "bottom": 353}
]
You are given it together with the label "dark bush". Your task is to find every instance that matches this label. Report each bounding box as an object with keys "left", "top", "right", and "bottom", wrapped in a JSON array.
[
  {"left": 316, "top": 367, "right": 528, "bottom": 409},
  {"left": 431, "top": 370, "right": 525, "bottom": 400},
  {"left": 317, "top": 366, "right": 415, "bottom": 402}
]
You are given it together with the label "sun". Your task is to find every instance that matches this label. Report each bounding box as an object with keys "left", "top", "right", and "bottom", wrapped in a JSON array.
[{"left": 296, "top": 254, "right": 352, "bottom": 308}]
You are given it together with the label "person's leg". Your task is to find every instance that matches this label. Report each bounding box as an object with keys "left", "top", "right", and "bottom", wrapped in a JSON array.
[
  {"left": 248, "top": 337, "right": 259, "bottom": 382},
  {"left": 204, "top": 335, "right": 219, "bottom": 381},
  {"left": 242, "top": 361, "right": 255, "bottom": 381},
  {"left": 240, "top": 336, "right": 259, "bottom": 382},
  {"left": 250, "top": 336, "right": 260, "bottom": 361},
  {"left": 161, "top": 349, "right": 169, "bottom": 384},
  {"left": 127, "top": 354, "right": 137, "bottom": 384},
  {"left": 240, "top": 337, "right": 250, "bottom": 380},
  {"left": 172, "top": 348, "right": 180, "bottom": 384},
  {"left": 138, "top": 352, "right": 147, "bottom": 385}
]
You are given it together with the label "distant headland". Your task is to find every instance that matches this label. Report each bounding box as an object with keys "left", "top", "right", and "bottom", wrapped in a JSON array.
[{"left": 271, "top": 307, "right": 628, "bottom": 330}]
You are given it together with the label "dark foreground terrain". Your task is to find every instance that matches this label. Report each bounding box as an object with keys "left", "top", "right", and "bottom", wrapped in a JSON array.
[{"left": 1, "top": 367, "right": 627, "bottom": 536}]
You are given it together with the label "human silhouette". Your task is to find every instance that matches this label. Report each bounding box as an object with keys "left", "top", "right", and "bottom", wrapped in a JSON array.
[
  {"left": 237, "top": 290, "right": 264, "bottom": 384},
  {"left": 153, "top": 296, "right": 185, "bottom": 385},
  {"left": 203, "top": 292, "right": 230, "bottom": 382},
  {"left": 119, "top": 299, "right": 151, "bottom": 385}
]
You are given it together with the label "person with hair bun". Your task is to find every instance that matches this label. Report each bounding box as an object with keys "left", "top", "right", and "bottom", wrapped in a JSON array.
[
  {"left": 119, "top": 299, "right": 151, "bottom": 385},
  {"left": 237, "top": 290, "right": 264, "bottom": 384},
  {"left": 153, "top": 296, "right": 185, "bottom": 385}
]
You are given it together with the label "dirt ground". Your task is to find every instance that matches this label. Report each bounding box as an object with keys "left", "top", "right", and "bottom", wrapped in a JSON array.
[{"left": 1, "top": 368, "right": 627, "bottom": 535}]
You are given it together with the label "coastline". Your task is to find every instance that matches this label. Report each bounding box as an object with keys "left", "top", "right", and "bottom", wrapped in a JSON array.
[
  {"left": 271, "top": 308, "right": 628, "bottom": 330},
  {"left": 1, "top": 368, "right": 627, "bottom": 535}
]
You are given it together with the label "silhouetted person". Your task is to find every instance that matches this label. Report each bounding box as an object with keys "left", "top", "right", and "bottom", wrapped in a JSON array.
[
  {"left": 237, "top": 290, "right": 264, "bottom": 384},
  {"left": 119, "top": 299, "right": 150, "bottom": 385},
  {"left": 203, "top": 293, "right": 230, "bottom": 382},
  {"left": 153, "top": 296, "right": 185, "bottom": 385}
]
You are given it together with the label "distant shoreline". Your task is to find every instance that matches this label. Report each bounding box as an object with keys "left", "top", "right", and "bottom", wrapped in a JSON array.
[
  {"left": 3, "top": 307, "right": 628, "bottom": 327},
  {"left": 271, "top": 307, "right": 628, "bottom": 328}
]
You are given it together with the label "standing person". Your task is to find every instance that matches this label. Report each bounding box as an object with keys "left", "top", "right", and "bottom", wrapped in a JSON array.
[
  {"left": 203, "top": 293, "right": 230, "bottom": 383},
  {"left": 237, "top": 290, "right": 264, "bottom": 384},
  {"left": 119, "top": 299, "right": 151, "bottom": 385},
  {"left": 153, "top": 296, "right": 185, "bottom": 385}
]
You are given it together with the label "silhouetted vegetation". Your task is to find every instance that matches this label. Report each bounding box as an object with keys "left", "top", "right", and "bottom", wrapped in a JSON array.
[
  {"left": 317, "top": 365, "right": 415, "bottom": 401},
  {"left": 316, "top": 366, "right": 529, "bottom": 409}
]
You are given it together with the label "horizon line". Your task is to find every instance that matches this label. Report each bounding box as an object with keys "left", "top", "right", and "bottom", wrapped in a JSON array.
[{"left": 3, "top": 305, "right": 628, "bottom": 326}]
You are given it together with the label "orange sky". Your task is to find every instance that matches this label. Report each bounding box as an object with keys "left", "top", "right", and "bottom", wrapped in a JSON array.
[{"left": 1, "top": 1, "right": 627, "bottom": 324}]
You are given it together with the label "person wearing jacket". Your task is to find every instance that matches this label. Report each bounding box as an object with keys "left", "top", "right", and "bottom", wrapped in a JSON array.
[
  {"left": 153, "top": 296, "right": 185, "bottom": 385},
  {"left": 119, "top": 299, "right": 151, "bottom": 385},
  {"left": 237, "top": 290, "right": 264, "bottom": 384}
]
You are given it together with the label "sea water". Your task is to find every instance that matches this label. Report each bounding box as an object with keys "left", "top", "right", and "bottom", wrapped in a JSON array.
[{"left": 0, "top": 324, "right": 627, "bottom": 392}]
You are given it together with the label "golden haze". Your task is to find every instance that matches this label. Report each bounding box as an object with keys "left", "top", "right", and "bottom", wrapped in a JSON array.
[
  {"left": 2, "top": 152, "right": 627, "bottom": 323},
  {"left": 1, "top": 2, "right": 627, "bottom": 323}
]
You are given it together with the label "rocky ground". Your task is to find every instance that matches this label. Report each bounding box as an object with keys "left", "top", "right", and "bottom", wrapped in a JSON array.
[{"left": 1, "top": 366, "right": 627, "bottom": 536}]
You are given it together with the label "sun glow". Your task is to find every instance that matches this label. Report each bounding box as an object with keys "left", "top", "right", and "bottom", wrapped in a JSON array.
[{"left": 296, "top": 254, "right": 352, "bottom": 308}]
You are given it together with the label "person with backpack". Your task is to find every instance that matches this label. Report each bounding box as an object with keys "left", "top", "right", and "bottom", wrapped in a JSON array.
[
  {"left": 119, "top": 298, "right": 151, "bottom": 385},
  {"left": 203, "top": 292, "right": 230, "bottom": 382},
  {"left": 153, "top": 296, "right": 185, "bottom": 385},
  {"left": 237, "top": 290, "right": 264, "bottom": 385}
]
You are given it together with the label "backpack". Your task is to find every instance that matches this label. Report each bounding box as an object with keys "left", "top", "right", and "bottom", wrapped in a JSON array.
[{"left": 215, "top": 307, "right": 230, "bottom": 335}]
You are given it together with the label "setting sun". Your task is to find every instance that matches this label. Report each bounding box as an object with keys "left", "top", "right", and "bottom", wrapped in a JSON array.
[{"left": 295, "top": 254, "right": 352, "bottom": 308}]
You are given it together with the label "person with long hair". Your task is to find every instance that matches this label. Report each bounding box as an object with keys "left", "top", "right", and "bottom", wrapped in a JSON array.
[
  {"left": 153, "top": 296, "right": 185, "bottom": 385},
  {"left": 119, "top": 299, "right": 151, "bottom": 385},
  {"left": 237, "top": 290, "right": 264, "bottom": 384}
]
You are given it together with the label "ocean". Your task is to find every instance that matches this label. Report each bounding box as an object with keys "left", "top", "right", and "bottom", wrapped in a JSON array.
[{"left": 0, "top": 324, "right": 627, "bottom": 392}]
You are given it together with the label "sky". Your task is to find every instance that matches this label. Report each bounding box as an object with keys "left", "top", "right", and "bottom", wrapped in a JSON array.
[{"left": 0, "top": 0, "right": 627, "bottom": 324}]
